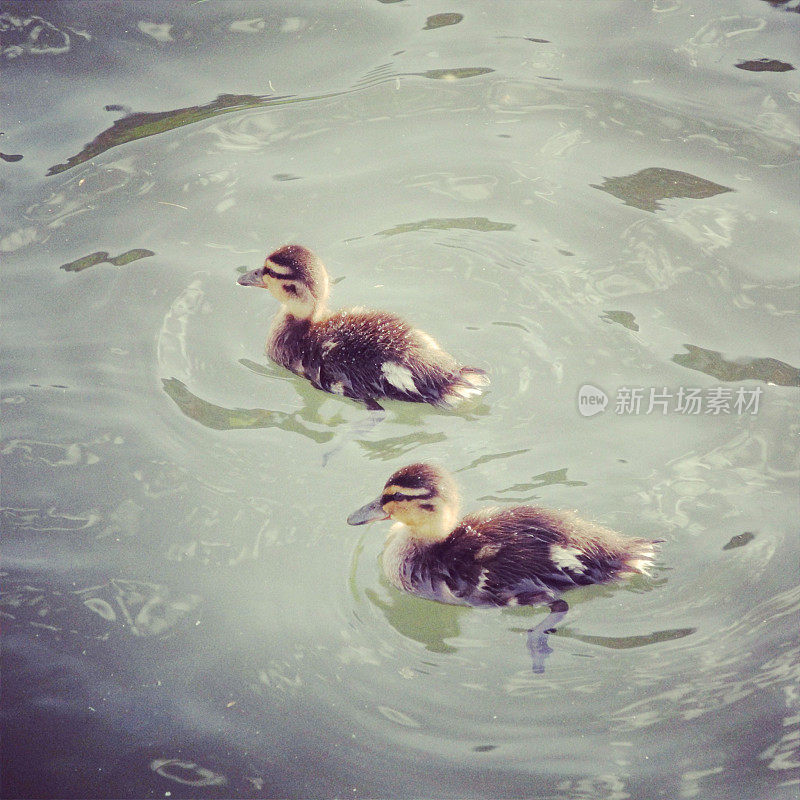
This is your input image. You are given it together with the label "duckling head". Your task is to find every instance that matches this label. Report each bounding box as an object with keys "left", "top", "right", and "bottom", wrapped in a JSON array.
[
  {"left": 237, "top": 244, "right": 330, "bottom": 320},
  {"left": 347, "top": 463, "right": 460, "bottom": 541}
]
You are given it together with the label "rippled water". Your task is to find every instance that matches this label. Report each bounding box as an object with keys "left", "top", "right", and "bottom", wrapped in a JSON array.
[{"left": 2, "top": 1, "right": 799, "bottom": 798}]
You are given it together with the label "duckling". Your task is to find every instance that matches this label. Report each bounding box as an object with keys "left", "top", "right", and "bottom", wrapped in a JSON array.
[
  {"left": 347, "top": 463, "right": 662, "bottom": 672},
  {"left": 237, "top": 245, "right": 488, "bottom": 411}
]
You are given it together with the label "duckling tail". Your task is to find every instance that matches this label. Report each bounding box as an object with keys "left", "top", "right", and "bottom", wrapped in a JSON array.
[
  {"left": 462, "top": 367, "right": 490, "bottom": 387},
  {"left": 621, "top": 539, "right": 662, "bottom": 577},
  {"left": 439, "top": 367, "right": 489, "bottom": 408}
]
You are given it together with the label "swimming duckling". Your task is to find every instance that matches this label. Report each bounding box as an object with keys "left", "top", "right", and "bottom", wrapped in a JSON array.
[
  {"left": 237, "top": 245, "right": 488, "bottom": 411},
  {"left": 348, "top": 463, "right": 662, "bottom": 672}
]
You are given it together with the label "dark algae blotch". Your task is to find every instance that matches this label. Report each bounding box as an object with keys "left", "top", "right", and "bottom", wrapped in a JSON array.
[{"left": 592, "top": 167, "right": 733, "bottom": 212}]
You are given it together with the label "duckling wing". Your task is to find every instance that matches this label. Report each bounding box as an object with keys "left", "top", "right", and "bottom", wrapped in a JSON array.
[
  {"left": 410, "top": 530, "right": 486, "bottom": 605},
  {"left": 474, "top": 533, "right": 600, "bottom": 604},
  {"left": 432, "top": 509, "right": 620, "bottom": 607},
  {"left": 312, "top": 310, "right": 463, "bottom": 405}
]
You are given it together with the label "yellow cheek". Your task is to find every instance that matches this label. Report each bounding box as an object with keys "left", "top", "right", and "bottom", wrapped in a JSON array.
[
  {"left": 388, "top": 502, "right": 428, "bottom": 527},
  {"left": 383, "top": 501, "right": 398, "bottom": 518}
]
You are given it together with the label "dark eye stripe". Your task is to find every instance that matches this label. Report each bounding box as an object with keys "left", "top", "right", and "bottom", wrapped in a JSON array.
[{"left": 263, "top": 266, "right": 295, "bottom": 279}]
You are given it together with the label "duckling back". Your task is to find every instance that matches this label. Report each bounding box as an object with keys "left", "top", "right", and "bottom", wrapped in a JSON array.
[
  {"left": 267, "top": 307, "right": 487, "bottom": 408},
  {"left": 385, "top": 506, "right": 659, "bottom": 608}
]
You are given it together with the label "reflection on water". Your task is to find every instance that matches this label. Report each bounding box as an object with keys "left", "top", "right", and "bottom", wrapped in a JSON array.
[
  {"left": 60, "top": 248, "right": 155, "bottom": 272},
  {"left": 376, "top": 216, "right": 515, "bottom": 236},
  {"left": 672, "top": 344, "right": 800, "bottom": 386},
  {"left": 600, "top": 310, "right": 639, "bottom": 331},
  {"left": 46, "top": 65, "right": 493, "bottom": 177},
  {"left": 612, "top": 584, "right": 800, "bottom": 731},
  {"left": 762, "top": 0, "right": 800, "bottom": 10},
  {"left": 358, "top": 430, "right": 448, "bottom": 461},
  {"left": 641, "top": 420, "right": 796, "bottom": 536},
  {"left": 2, "top": 436, "right": 105, "bottom": 468},
  {"left": 2, "top": 505, "right": 101, "bottom": 533},
  {"left": 0, "top": 11, "right": 78, "bottom": 60},
  {"left": 560, "top": 626, "right": 695, "bottom": 650},
  {"left": 150, "top": 759, "right": 227, "bottom": 789},
  {"left": 591, "top": 167, "right": 733, "bottom": 212},
  {"left": 455, "top": 448, "right": 529, "bottom": 473},
  {"left": 423, "top": 13, "right": 464, "bottom": 30},
  {"left": 418, "top": 67, "right": 494, "bottom": 80},
  {"left": 403, "top": 172, "right": 499, "bottom": 202},
  {"left": 366, "top": 588, "right": 469, "bottom": 654},
  {"left": 47, "top": 94, "right": 294, "bottom": 175},
  {"left": 735, "top": 58, "right": 795, "bottom": 72},
  {"left": 4, "top": 0, "right": 799, "bottom": 797},
  {"left": 162, "top": 377, "right": 333, "bottom": 441},
  {"left": 479, "top": 467, "right": 587, "bottom": 503},
  {"left": 164, "top": 510, "right": 270, "bottom": 567},
  {"left": 722, "top": 531, "right": 756, "bottom": 550},
  {"left": 1, "top": 575, "right": 202, "bottom": 641},
  {"left": 161, "top": 374, "right": 487, "bottom": 461}
]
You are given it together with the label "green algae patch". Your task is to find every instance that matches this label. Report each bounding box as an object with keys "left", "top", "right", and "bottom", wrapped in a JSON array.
[{"left": 61, "top": 249, "right": 155, "bottom": 272}]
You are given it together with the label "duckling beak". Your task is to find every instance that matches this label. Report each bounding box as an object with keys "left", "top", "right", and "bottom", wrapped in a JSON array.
[
  {"left": 347, "top": 498, "right": 389, "bottom": 526},
  {"left": 237, "top": 268, "right": 266, "bottom": 288}
]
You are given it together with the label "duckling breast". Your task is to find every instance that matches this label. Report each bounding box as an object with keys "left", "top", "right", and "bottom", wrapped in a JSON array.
[{"left": 266, "top": 312, "right": 312, "bottom": 373}]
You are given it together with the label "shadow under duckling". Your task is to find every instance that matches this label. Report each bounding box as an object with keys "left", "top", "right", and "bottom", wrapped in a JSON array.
[
  {"left": 237, "top": 245, "right": 489, "bottom": 412},
  {"left": 348, "top": 463, "right": 663, "bottom": 673}
]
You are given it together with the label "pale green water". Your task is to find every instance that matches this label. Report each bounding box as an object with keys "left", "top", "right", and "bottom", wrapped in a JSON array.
[{"left": 2, "top": 2, "right": 799, "bottom": 798}]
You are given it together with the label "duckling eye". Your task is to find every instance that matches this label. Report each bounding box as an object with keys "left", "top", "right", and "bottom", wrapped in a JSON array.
[
  {"left": 382, "top": 492, "right": 410, "bottom": 503},
  {"left": 283, "top": 283, "right": 298, "bottom": 295},
  {"left": 419, "top": 503, "right": 435, "bottom": 511}
]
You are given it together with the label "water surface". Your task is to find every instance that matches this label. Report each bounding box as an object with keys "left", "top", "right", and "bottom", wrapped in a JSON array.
[{"left": 2, "top": 1, "right": 799, "bottom": 798}]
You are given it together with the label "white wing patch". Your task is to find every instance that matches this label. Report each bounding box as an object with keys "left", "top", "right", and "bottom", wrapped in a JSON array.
[
  {"left": 475, "top": 543, "right": 501, "bottom": 561},
  {"left": 550, "top": 545, "right": 586, "bottom": 573},
  {"left": 381, "top": 362, "right": 418, "bottom": 393}
]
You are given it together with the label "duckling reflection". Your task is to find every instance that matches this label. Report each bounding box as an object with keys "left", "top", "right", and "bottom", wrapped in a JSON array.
[
  {"left": 161, "top": 377, "right": 333, "bottom": 443},
  {"left": 237, "top": 245, "right": 489, "bottom": 411},
  {"left": 364, "top": 588, "right": 469, "bottom": 655},
  {"left": 348, "top": 463, "right": 662, "bottom": 673}
]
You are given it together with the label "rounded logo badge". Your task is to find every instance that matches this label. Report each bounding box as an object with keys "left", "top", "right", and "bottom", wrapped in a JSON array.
[{"left": 577, "top": 384, "right": 608, "bottom": 417}]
